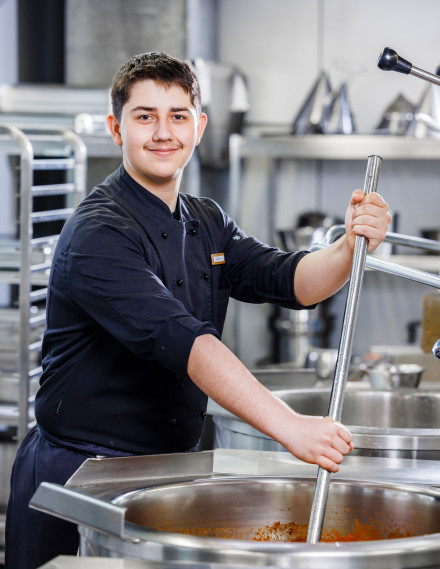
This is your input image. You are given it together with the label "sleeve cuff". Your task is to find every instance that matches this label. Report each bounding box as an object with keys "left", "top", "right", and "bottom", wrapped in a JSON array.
[{"left": 153, "top": 316, "right": 219, "bottom": 377}]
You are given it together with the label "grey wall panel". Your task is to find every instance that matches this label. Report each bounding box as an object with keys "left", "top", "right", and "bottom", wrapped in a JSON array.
[{"left": 66, "top": 0, "right": 187, "bottom": 86}]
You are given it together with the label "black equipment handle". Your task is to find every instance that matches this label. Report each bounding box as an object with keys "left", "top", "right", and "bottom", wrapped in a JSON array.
[{"left": 377, "top": 47, "right": 440, "bottom": 87}]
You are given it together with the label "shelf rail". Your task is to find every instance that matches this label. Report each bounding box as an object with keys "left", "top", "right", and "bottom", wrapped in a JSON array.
[{"left": 0, "top": 124, "right": 87, "bottom": 442}]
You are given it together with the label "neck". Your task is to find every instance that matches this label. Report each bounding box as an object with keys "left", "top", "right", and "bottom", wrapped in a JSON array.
[
  {"left": 123, "top": 161, "right": 182, "bottom": 212},
  {"left": 151, "top": 184, "right": 180, "bottom": 212}
]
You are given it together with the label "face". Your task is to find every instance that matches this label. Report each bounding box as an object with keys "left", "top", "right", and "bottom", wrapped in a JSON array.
[{"left": 107, "top": 79, "right": 207, "bottom": 192}]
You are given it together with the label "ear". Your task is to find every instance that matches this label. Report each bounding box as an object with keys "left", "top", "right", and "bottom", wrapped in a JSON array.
[
  {"left": 196, "top": 112, "right": 208, "bottom": 145},
  {"left": 106, "top": 114, "right": 123, "bottom": 147}
]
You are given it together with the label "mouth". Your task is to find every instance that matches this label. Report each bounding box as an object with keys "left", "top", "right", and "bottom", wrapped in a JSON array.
[{"left": 147, "top": 147, "right": 180, "bottom": 157}]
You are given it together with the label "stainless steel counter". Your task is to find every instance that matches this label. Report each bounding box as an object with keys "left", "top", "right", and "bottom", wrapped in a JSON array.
[
  {"left": 57, "top": 449, "right": 440, "bottom": 493},
  {"left": 213, "top": 449, "right": 440, "bottom": 487},
  {"left": 39, "top": 556, "right": 193, "bottom": 568}
]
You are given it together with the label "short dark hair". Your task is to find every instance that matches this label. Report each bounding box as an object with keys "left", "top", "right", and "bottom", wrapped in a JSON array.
[{"left": 110, "top": 51, "right": 202, "bottom": 122}]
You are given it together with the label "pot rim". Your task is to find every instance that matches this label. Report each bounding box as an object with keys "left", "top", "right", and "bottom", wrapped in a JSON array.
[{"left": 112, "top": 476, "right": 440, "bottom": 551}]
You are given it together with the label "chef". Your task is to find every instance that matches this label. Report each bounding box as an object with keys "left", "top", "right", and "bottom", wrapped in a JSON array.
[{"left": 5, "top": 51, "right": 391, "bottom": 568}]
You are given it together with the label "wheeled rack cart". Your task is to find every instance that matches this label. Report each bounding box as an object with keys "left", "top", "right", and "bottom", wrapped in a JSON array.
[{"left": 0, "top": 125, "right": 87, "bottom": 562}]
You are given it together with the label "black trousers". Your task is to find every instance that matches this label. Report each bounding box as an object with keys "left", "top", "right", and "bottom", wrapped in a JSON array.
[
  {"left": 5, "top": 426, "right": 91, "bottom": 569},
  {"left": 6, "top": 427, "right": 200, "bottom": 568}
]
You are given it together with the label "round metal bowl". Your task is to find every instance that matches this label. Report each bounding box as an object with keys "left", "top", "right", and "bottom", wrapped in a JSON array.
[
  {"left": 389, "top": 364, "right": 424, "bottom": 388},
  {"left": 79, "top": 476, "right": 440, "bottom": 568},
  {"left": 210, "top": 388, "right": 440, "bottom": 459}
]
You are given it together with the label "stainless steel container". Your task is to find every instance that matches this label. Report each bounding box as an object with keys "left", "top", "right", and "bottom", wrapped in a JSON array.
[
  {"left": 210, "top": 387, "right": 440, "bottom": 459},
  {"left": 113, "top": 476, "right": 440, "bottom": 539},
  {"left": 30, "top": 451, "right": 440, "bottom": 569},
  {"left": 79, "top": 477, "right": 440, "bottom": 568}
]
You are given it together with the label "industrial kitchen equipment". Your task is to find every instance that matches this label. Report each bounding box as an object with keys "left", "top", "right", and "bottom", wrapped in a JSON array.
[
  {"left": 30, "top": 450, "right": 440, "bottom": 569},
  {"left": 210, "top": 387, "right": 440, "bottom": 459}
]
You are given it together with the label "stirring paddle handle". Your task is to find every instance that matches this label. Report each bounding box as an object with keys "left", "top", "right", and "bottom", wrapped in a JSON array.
[
  {"left": 377, "top": 47, "right": 440, "bottom": 87},
  {"left": 307, "top": 155, "right": 382, "bottom": 543}
]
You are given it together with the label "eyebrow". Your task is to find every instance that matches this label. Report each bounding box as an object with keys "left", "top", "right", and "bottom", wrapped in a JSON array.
[{"left": 130, "top": 106, "right": 192, "bottom": 114}]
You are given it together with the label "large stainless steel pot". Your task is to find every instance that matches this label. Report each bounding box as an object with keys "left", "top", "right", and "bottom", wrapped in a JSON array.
[
  {"left": 30, "top": 451, "right": 440, "bottom": 569},
  {"left": 210, "top": 387, "right": 440, "bottom": 459},
  {"left": 112, "top": 476, "right": 440, "bottom": 540},
  {"left": 79, "top": 477, "right": 440, "bottom": 568}
]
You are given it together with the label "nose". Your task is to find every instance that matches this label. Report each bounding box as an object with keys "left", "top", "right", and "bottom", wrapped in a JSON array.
[{"left": 152, "top": 118, "right": 173, "bottom": 141}]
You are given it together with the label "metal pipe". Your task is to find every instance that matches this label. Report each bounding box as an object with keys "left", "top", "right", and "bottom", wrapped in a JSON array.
[
  {"left": 365, "top": 255, "right": 440, "bottom": 288},
  {"left": 410, "top": 66, "right": 440, "bottom": 87},
  {"left": 324, "top": 225, "right": 440, "bottom": 253},
  {"left": 312, "top": 242, "right": 440, "bottom": 289},
  {"left": 378, "top": 232, "right": 440, "bottom": 252},
  {"left": 307, "top": 155, "right": 382, "bottom": 543},
  {"left": 415, "top": 112, "right": 440, "bottom": 133}
]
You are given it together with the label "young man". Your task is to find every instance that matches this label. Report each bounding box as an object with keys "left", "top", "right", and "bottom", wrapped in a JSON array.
[{"left": 5, "top": 52, "right": 391, "bottom": 568}]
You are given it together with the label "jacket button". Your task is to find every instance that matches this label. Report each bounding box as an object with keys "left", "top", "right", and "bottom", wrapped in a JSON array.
[
  {"left": 176, "top": 279, "right": 184, "bottom": 287},
  {"left": 190, "top": 228, "right": 197, "bottom": 235},
  {"left": 202, "top": 272, "right": 209, "bottom": 281},
  {"left": 201, "top": 411, "right": 207, "bottom": 420},
  {"left": 162, "top": 232, "right": 168, "bottom": 239}
]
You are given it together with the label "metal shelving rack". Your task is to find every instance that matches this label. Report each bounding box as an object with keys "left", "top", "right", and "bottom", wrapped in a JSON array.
[
  {"left": 228, "top": 134, "right": 440, "bottom": 359},
  {"left": 0, "top": 125, "right": 87, "bottom": 563},
  {"left": 229, "top": 133, "right": 440, "bottom": 265},
  {"left": 0, "top": 125, "right": 87, "bottom": 442}
]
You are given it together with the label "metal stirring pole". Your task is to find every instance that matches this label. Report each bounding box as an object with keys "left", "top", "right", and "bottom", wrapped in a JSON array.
[{"left": 307, "top": 155, "right": 382, "bottom": 543}]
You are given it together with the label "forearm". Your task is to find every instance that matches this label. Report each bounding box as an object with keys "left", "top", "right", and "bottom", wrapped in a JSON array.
[
  {"left": 188, "top": 334, "right": 295, "bottom": 445},
  {"left": 294, "top": 234, "right": 353, "bottom": 306},
  {"left": 187, "top": 334, "right": 353, "bottom": 471}
]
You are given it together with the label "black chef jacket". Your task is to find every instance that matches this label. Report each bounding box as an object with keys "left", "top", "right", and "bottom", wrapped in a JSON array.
[{"left": 35, "top": 164, "right": 310, "bottom": 455}]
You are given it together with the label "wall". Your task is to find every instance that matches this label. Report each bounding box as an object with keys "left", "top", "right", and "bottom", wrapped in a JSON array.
[
  {"left": 65, "top": 0, "right": 218, "bottom": 85},
  {"left": 217, "top": 0, "right": 440, "bottom": 365},
  {"left": 64, "top": 0, "right": 218, "bottom": 195},
  {"left": 0, "top": 0, "right": 18, "bottom": 240},
  {"left": 0, "top": 0, "right": 18, "bottom": 306},
  {"left": 0, "top": 0, "right": 18, "bottom": 86},
  {"left": 218, "top": 0, "right": 440, "bottom": 133},
  {"left": 0, "top": 0, "right": 438, "bottom": 364}
]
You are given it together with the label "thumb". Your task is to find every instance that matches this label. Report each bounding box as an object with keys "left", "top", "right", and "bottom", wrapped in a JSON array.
[
  {"left": 346, "top": 189, "right": 364, "bottom": 230},
  {"left": 349, "top": 189, "right": 365, "bottom": 207}
]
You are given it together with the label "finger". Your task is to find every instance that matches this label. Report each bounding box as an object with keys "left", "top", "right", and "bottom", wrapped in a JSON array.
[
  {"left": 352, "top": 213, "right": 380, "bottom": 229},
  {"left": 365, "top": 192, "right": 389, "bottom": 208},
  {"left": 353, "top": 199, "right": 389, "bottom": 219},
  {"left": 319, "top": 442, "right": 353, "bottom": 472},
  {"left": 349, "top": 189, "right": 365, "bottom": 206},
  {"left": 351, "top": 192, "right": 390, "bottom": 223},
  {"left": 352, "top": 190, "right": 389, "bottom": 208},
  {"left": 352, "top": 224, "right": 388, "bottom": 251},
  {"left": 334, "top": 421, "right": 353, "bottom": 445},
  {"left": 352, "top": 221, "right": 384, "bottom": 237},
  {"left": 351, "top": 227, "right": 382, "bottom": 252},
  {"left": 318, "top": 455, "right": 341, "bottom": 473},
  {"left": 352, "top": 208, "right": 391, "bottom": 236},
  {"left": 331, "top": 437, "right": 353, "bottom": 456}
]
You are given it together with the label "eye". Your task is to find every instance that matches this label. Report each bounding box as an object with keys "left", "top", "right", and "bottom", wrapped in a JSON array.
[
  {"left": 138, "top": 114, "right": 152, "bottom": 121},
  {"left": 172, "top": 113, "right": 188, "bottom": 121}
]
